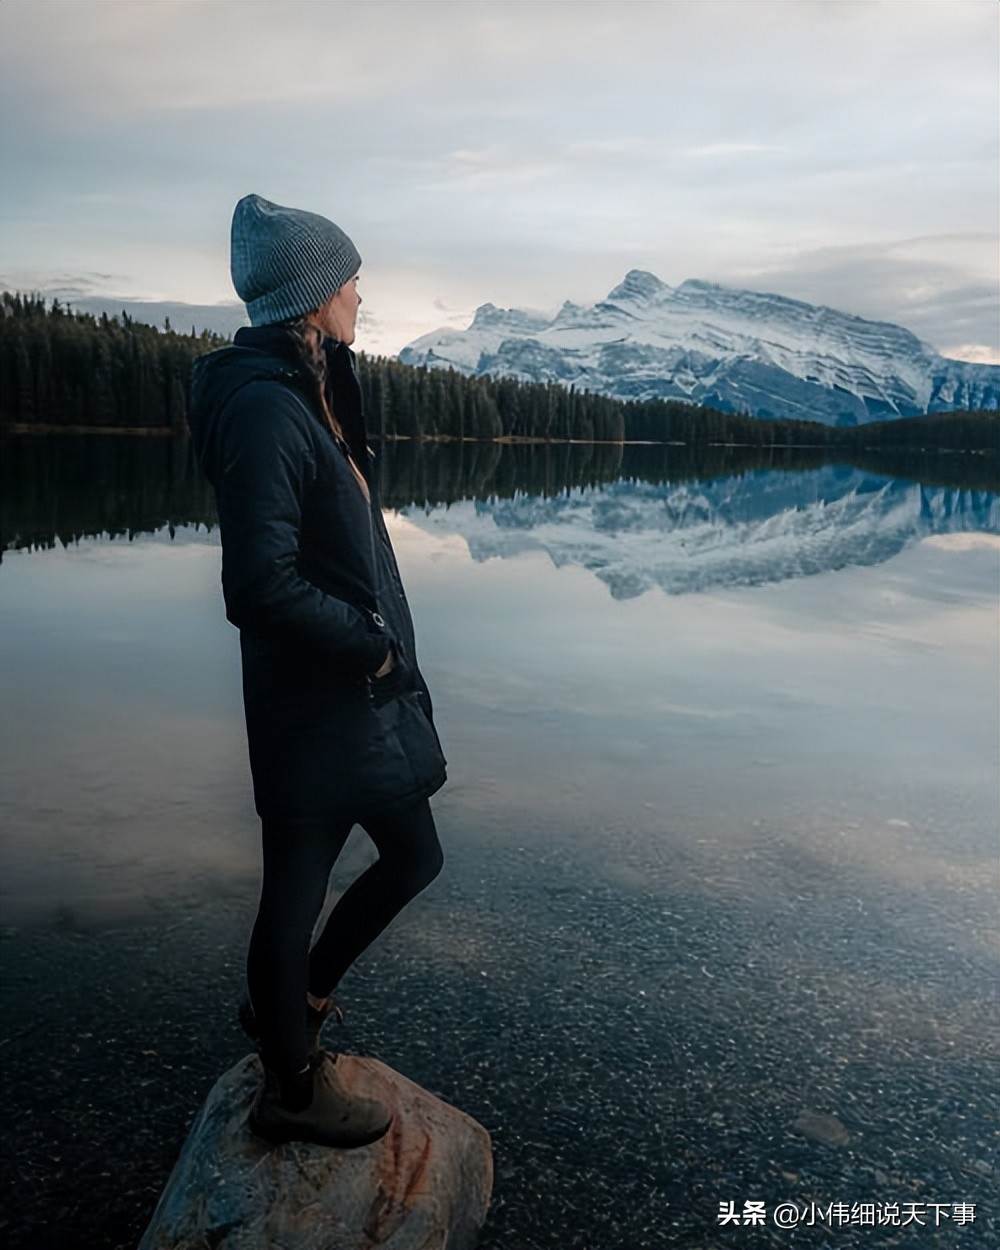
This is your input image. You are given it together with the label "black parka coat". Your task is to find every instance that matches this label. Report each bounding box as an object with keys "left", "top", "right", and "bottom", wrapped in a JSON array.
[{"left": 187, "top": 324, "right": 447, "bottom": 825}]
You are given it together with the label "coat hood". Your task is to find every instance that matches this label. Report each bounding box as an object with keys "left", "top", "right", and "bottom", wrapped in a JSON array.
[{"left": 187, "top": 325, "right": 357, "bottom": 483}]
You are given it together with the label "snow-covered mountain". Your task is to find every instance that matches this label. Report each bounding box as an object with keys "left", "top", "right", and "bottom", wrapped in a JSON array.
[{"left": 398, "top": 271, "right": 999, "bottom": 426}]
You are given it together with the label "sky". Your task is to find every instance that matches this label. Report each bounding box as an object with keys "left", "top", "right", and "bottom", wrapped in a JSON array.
[{"left": 1, "top": 0, "right": 997, "bottom": 361}]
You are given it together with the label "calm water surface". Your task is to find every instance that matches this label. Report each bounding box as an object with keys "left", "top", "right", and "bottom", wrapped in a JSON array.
[{"left": 1, "top": 436, "right": 997, "bottom": 1249}]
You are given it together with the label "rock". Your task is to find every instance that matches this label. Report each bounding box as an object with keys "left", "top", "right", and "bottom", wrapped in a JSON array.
[
  {"left": 138, "top": 1053, "right": 493, "bottom": 1250},
  {"left": 789, "top": 1109, "right": 851, "bottom": 1147}
]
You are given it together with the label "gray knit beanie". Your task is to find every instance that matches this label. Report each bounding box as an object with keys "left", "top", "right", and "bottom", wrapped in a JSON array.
[{"left": 230, "top": 193, "right": 362, "bottom": 327}]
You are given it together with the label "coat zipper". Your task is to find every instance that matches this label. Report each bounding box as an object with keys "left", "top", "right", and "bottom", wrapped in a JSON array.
[{"left": 274, "top": 366, "right": 405, "bottom": 705}]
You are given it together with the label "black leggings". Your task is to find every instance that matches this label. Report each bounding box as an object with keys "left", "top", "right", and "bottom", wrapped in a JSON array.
[{"left": 245, "top": 795, "right": 443, "bottom": 1075}]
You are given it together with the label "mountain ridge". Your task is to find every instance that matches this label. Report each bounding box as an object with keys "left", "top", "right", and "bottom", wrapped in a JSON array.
[{"left": 399, "top": 269, "right": 998, "bottom": 425}]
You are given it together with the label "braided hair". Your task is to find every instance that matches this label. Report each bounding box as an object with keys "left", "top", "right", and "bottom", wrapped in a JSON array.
[{"left": 279, "top": 313, "right": 371, "bottom": 503}]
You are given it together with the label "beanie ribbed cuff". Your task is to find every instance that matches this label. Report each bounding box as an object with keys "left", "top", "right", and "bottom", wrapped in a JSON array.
[{"left": 243, "top": 255, "right": 361, "bottom": 327}]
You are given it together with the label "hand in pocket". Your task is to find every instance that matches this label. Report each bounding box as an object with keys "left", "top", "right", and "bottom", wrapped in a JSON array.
[
  {"left": 373, "top": 644, "right": 396, "bottom": 679},
  {"left": 370, "top": 640, "right": 411, "bottom": 706}
]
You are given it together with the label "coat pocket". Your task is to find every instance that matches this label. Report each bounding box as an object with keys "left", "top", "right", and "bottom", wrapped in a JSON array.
[
  {"left": 368, "top": 639, "right": 416, "bottom": 708},
  {"left": 393, "top": 689, "right": 448, "bottom": 784}
]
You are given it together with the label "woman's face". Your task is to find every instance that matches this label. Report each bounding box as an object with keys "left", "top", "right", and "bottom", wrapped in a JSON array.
[{"left": 309, "top": 272, "right": 362, "bottom": 345}]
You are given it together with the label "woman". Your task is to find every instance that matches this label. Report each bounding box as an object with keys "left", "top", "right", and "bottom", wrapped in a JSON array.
[{"left": 188, "top": 193, "right": 448, "bottom": 1148}]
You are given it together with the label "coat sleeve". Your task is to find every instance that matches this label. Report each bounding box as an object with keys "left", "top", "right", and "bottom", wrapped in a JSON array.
[{"left": 212, "top": 381, "right": 392, "bottom": 673}]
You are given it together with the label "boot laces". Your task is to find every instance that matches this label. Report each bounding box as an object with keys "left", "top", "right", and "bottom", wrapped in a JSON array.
[{"left": 309, "top": 994, "right": 345, "bottom": 1026}]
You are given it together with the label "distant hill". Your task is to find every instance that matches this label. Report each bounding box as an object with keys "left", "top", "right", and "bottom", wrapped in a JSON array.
[{"left": 63, "top": 295, "right": 249, "bottom": 341}]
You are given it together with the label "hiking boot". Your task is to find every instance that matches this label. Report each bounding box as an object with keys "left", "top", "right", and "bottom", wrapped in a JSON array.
[
  {"left": 238, "top": 991, "right": 344, "bottom": 1059},
  {"left": 247, "top": 1049, "right": 393, "bottom": 1148}
]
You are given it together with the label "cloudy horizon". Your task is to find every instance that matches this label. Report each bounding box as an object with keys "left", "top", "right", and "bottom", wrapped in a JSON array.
[{"left": 1, "top": 0, "right": 996, "bottom": 361}]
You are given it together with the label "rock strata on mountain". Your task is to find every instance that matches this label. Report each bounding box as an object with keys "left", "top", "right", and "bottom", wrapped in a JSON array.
[{"left": 399, "top": 271, "right": 999, "bottom": 425}]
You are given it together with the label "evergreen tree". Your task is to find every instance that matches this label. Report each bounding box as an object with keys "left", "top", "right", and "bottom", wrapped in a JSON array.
[{"left": 0, "top": 288, "right": 995, "bottom": 450}]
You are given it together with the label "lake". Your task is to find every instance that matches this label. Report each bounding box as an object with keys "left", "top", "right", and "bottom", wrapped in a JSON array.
[{"left": 1, "top": 434, "right": 997, "bottom": 1250}]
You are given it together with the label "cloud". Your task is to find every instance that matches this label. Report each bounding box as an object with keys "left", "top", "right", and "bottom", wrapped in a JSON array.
[
  {"left": 678, "top": 143, "right": 787, "bottom": 158},
  {"left": 431, "top": 296, "right": 473, "bottom": 325},
  {"left": 0, "top": 269, "right": 133, "bottom": 298},
  {"left": 0, "top": 1, "right": 994, "bottom": 357},
  {"left": 942, "top": 344, "right": 1000, "bottom": 366},
  {"left": 355, "top": 306, "right": 383, "bottom": 338},
  {"left": 729, "top": 232, "right": 998, "bottom": 358}
]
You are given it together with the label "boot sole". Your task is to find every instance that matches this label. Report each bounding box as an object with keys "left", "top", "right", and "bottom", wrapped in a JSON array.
[{"left": 247, "top": 1104, "right": 394, "bottom": 1149}]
